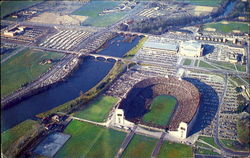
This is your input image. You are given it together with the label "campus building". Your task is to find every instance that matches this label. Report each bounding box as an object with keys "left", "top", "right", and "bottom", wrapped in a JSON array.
[{"left": 179, "top": 40, "right": 203, "bottom": 57}]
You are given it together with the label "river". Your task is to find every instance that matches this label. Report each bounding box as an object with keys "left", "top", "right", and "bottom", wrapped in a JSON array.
[{"left": 1, "top": 34, "right": 142, "bottom": 132}]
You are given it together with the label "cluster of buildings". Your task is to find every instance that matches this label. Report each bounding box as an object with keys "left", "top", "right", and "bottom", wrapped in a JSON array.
[{"left": 143, "top": 39, "right": 204, "bottom": 57}]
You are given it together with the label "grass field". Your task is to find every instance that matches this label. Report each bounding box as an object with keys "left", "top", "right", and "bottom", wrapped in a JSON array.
[
  {"left": 121, "top": 134, "right": 157, "bottom": 158},
  {"left": 236, "top": 64, "right": 246, "bottom": 72},
  {"left": 1, "top": 119, "right": 40, "bottom": 153},
  {"left": 123, "top": 36, "right": 148, "bottom": 58},
  {"left": 1, "top": 49, "right": 64, "bottom": 98},
  {"left": 202, "top": 21, "right": 249, "bottom": 34},
  {"left": 183, "top": 59, "right": 192, "bottom": 66},
  {"left": 55, "top": 120, "right": 126, "bottom": 158},
  {"left": 0, "top": 1, "right": 41, "bottom": 18},
  {"left": 142, "top": 95, "right": 177, "bottom": 126},
  {"left": 176, "top": 0, "right": 222, "bottom": 7},
  {"left": 198, "top": 136, "right": 220, "bottom": 149},
  {"left": 158, "top": 141, "right": 193, "bottom": 158},
  {"left": 195, "top": 148, "right": 220, "bottom": 156},
  {"left": 74, "top": 95, "right": 118, "bottom": 122},
  {"left": 72, "top": 1, "right": 126, "bottom": 27},
  {"left": 198, "top": 60, "right": 217, "bottom": 69}
]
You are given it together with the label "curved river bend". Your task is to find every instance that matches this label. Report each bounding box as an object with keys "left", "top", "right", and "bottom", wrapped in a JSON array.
[{"left": 1, "top": 35, "right": 141, "bottom": 131}]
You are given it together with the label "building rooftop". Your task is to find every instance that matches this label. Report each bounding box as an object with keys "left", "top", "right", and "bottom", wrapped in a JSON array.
[
  {"left": 180, "top": 40, "right": 202, "bottom": 50},
  {"left": 144, "top": 41, "right": 178, "bottom": 51}
]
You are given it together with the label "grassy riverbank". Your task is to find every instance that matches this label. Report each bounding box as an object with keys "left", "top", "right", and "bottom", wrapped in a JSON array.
[
  {"left": 1, "top": 48, "right": 64, "bottom": 99},
  {"left": 123, "top": 36, "right": 148, "bottom": 59},
  {"left": 36, "top": 61, "right": 125, "bottom": 118},
  {"left": 1, "top": 119, "right": 43, "bottom": 158}
]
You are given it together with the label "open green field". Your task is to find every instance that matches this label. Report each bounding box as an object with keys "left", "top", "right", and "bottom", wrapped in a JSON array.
[
  {"left": 142, "top": 95, "right": 177, "bottom": 126},
  {"left": 183, "top": 59, "right": 192, "bottom": 66},
  {"left": 158, "top": 141, "right": 193, "bottom": 158},
  {"left": 198, "top": 136, "right": 220, "bottom": 149},
  {"left": 236, "top": 64, "right": 246, "bottom": 72},
  {"left": 176, "top": 0, "right": 222, "bottom": 7},
  {"left": 0, "top": 1, "right": 41, "bottom": 18},
  {"left": 74, "top": 95, "right": 118, "bottom": 122},
  {"left": 55, "top": 120, "right": 126, "bottom": 158},
  {"left": 198, "top": 60, "right": 217, "bottom": 69},
  {"left": 1, "top": 119, "right": 40, "bottom": 153},
  {"left": 210, "top": 61, "right": 235, "bottom": 70},
  {"left": 1, "top": 48, "right": 64, "bottom": 98},
  {"left": 195, "top": 148, "right": 220, "bottom": 156},
  {"left": 122, "top": 134, "right": 157, "bottom": 158},
  {"left": 72, "top": 1, "right": 126, "bottom": 27},
  {"left": 202, "top": 21, "right": 249, "bottom": 34}
]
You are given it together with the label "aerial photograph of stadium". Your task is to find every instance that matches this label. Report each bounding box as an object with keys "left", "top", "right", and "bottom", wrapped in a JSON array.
[{"left": 0, "top": 0, "right": 249, "bottom": 158}]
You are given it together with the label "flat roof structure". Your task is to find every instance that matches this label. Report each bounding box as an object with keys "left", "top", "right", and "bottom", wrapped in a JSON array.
[{"left": 144, "top": 41, "right": 178, "bottom": 52}]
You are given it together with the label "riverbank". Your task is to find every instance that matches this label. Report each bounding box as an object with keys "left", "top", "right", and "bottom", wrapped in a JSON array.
[
  {"left": 36, "top": 61, "right": 126, "bottom": 118},
  {"left": 1, "top": 55, "right": 80, "bottom": 109}
]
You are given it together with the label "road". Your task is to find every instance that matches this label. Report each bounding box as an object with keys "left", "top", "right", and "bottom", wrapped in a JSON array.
[
  {"left": 115, "top": 126, "right": 137, "bottom": 158},
  {"left": 151, "top": 132, "right": 166, "bottom": 158},
  {"left": 213, "top": 74, "right": 250, "bottom": 157}
]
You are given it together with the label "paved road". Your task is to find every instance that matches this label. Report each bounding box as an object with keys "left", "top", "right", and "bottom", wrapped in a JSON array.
[
  {"left": 213, "top": 74, "right": 250, "bottom": 157},
  {"left": 151, "top": 132, "right": 166, "bottom": 158},
  {"left": 115, "top": 126, "right": 137, "bottom": 158}
]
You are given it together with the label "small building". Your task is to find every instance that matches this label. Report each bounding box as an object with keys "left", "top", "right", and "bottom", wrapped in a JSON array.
[
  {"left": 143, "top": 41, "right": 179, "bottom": 53},
  {"left": 3, "top": 26, "right": 26, "bottom": 37},
  {"left": 179, "top": 40, "right": 203, "bottom": 57}
]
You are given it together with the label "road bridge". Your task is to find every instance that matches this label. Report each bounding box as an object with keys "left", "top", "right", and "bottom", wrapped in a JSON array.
[{"left": 115, "top": 30, "right": 149, "bottom": 37}]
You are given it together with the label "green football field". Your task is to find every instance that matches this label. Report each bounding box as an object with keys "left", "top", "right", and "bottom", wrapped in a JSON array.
[
  {"left": 142, "top": 95, "right": 177, "bottom": 126},
  {"left": 55, "top": 120, "right": 126, "bottom": 158}
]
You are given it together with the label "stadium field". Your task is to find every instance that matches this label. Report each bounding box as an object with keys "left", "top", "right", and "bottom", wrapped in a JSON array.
[{"left": 142, "top": 95, "right": 177, "bottom": 126}]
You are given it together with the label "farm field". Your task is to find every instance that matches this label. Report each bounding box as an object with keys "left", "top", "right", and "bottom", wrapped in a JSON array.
[
  {"left": 158, "top": 141, "right": 193, "bottom": 158},
  {"left": 202, "top": 21, "right": 249, "bottom": 34},
  {"left": 0, "top": 1, "right": 41, "bottom": 18},
  {"left": 1, "top": 49, "right": 64, "bottom": 98},
  {"left": 142, "top": 95, "right": 177, "bottom": 126},
  {"left": 72, "top": 1, "right": 126, "bottom": 27},
  {"left": 74, "top": 95, "right": 119, "bottom": 122},
  {"left": 55, "top": 120, "right": 126, "bottom": 158},
  {"left": 121, "top": 134, "right": 157, "bottom": 158}
]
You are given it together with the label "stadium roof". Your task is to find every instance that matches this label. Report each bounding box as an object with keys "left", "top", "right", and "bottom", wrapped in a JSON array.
[{"left": 144, "top": 41, "right": 178, "bottom": 51}]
